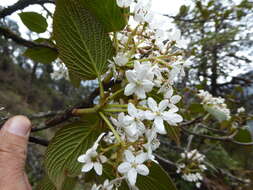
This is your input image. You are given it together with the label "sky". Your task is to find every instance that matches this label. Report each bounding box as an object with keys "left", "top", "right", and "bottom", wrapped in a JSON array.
[{"left": 0, "top": 0, "right": 188, "bottom": 38}]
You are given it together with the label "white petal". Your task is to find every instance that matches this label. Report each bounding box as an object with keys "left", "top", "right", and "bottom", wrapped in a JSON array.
[
  {"left": 125, "top": 124, "right": 138, "bottom": 137},
  {"left": 154, "top": 117, "right": 167, "bottom": 134},
  {"left": 125, "top": 83, "right": 136, "bottom": 96},
  {"left": 77, "top": 154, "right": 87, "bottom": 163},
  {"left": 81, "top": 162, "right": 93, "bottom": 172},
  {"left": 170, "top": 95, "right": 181, "bottom": 104},
  {"left": 170, "top": 113, "right": 183, "bottom": 123},
  {"left": 135, "top": 153, "right": 147, "bottom": 164},
  {"left": 94, "top": 162, "right": 103, "bottom": 175},
  {"left": 163, "top": 112, "right": 183, "bottom": 125},
  {"left": 168, "top": 104, "right": 179, "bottom": 112},
  {"left": 126, "top": 70, "right": 136, "bottom": 83},
  {"left": 137, "top": 121, "right": 146, "bottom": 134},
  {"left": 158, "top": 100, "right": 169, "bottom": 111},
  {"left": 135, "top": 87, "right": 146, "bottom": 99},
  {"left": 145, "top": 110, "right": 155, "bottom": 120},
  {"left": 147, "top": 97, "right": 158, "bottom": 112},
  {"left": 128, "top": 103, "right": 138, "bottom": 117},
  {"left": 118, "top": 162, "right": 131, "bottom": 174},
  {"left": 136, "top": 164, "right": 149, "bottom": 176},
  {"left": 99, "top": 155, "right": 108, "bottom": 163},
  {"left": 123, "top": 115, "right": 134, "bottom": 125},
  {"left": 142, "top": 80, "right": 154, "bottom": 92},
  {"left": 124, "top": 150, "right": 135, "bottom": 162},
  {"left": 165, "top": 87, "right": 173, "bottom": 99},
  {"left": 127, "top": 168, "right": 138, "bottom": 186}
]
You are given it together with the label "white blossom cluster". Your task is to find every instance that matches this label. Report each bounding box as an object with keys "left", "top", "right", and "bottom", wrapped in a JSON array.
[
  {"left": 77, "top": 0, "right": 186, "bottom": 189},
  {"left": 198, "top": 90, "right": 231, "bottom": 121},
  {"left": 237, "top": 107, "right": 245, "bottom": 113},
  {"left": 176, "top": 149, "right": 207, "bottom": 188}
]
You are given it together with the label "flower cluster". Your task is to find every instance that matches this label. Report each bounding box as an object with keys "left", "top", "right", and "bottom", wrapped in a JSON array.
[
  {"left": 77, "top": 0, "right": 186, "bottom": 189},
  {"left": 198, "top": 90, "right": 231, "bottom": 121},
  {"left": 176, "top": 149, "right": 207, "bottom": 188},
  {"left": 237, "top": 107, "right": 245, "bottom": 113}
]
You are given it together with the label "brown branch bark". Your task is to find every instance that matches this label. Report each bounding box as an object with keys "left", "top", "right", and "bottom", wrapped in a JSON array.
[
  {"left": 0, "top": 0, "right": 55, "bottom": 19},
  {"left": 0, "top": 26, "right": 58, "bottom": 51}
]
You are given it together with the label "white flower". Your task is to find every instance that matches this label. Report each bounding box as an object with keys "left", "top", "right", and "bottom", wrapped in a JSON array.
[
  {"left": 111, "top": 112, "right": 139, "bottom": 142},
  {"left": 103, "top": 132, "right": 116, "bottom": 144},
  {"left": 133, "top": 0, "right": 154, "bottom": 23},
  {"left": 124, "top": 61, "right": 154, "bottom": 99},
  {"left": 237, "top": 107, "right": 245, "bottom": 113},
  {"left": 116, "top": 0, "right": 133, "bottom": 8},
  {"left": 145, "top": 98, "right": 169, "bottom": 134},
  {"left": 118, "top": 150, "right": 149, "bottom": 186},
  {"left": 91, "top": 184, "right": 100, "bottom": 190},
  {"left": 77, "top": 133, "right": 107, "bottom": 175},
  {"left": 145, "top": 97, "right": 183, "bottom": 133},
  {"left": 110, "top": 52, "right": 129, "bottom": 67},
  {"left": 101, "top": 179, "right": 114, "bottom": 190},
  {"left": 168, "top": 28, "right": 186, "bottom": 49},
  {"left": 123, "top": 103, "right": 146, "bottom": 137},
  {"left": 143, "top": 129, "right": 159, "bottom": 163}
]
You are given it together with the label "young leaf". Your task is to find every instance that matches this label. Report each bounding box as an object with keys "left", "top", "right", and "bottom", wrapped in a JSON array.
[
  {"left": 19, "top": 12, "right": 48, "bottom": 33},
  {"left": 136, "top": 163, "right": 177, "bottom": 190},
  {"left": 44, "top": 119, "right": 101, "bottom": 189},
  {"left": 80, "top": 0, "right": 129, "bottom": 32},
  {"left": 23, "top": 47, "right": 58, "bottom": 64},
  {"left": 53, "top": 0, "right": 114, "bottom": 80}
]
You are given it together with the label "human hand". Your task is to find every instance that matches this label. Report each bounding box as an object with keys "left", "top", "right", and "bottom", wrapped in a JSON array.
[{"left": 0, "top": 116, "right": 32, "bottom": 190}]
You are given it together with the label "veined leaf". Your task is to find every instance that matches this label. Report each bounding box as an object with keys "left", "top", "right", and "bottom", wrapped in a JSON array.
[
  {"left": 53, "top": 0, "right": 114, "bottom": 80},
  {"left": 80, "top": 0, "right": 129, "bottom": 32},
  {"left": 36, "top": 175, "right": 77, "bottom": 190},
  {"left": 19, "top": 12, "right": 48, "bottom": 33},
  {"left": 44, "top": 119, "right": 101, "bottom": 189},
  {"left": 136, "top": 163, "right": 177, "bottom": 190}
]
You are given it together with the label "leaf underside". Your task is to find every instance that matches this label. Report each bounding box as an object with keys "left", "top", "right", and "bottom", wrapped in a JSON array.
[
  {"left": 44, "top": 120, "right": 100, "bottom": 189},
  {"left": 53, "top": 0, "right": 114, "bottom": 80}
]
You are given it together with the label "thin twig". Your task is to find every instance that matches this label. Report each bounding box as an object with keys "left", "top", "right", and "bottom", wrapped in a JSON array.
[
  {"left": 29, "top": 136, "right": 49, "bottom": 146},
  {"left": 0, "top": 0, "right": 55, "bottom": 19},
  {"left": 0, "top": 26, "right": 57, "bottom": 51}
]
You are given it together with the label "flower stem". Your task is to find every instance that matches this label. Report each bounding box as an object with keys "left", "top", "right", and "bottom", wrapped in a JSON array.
[
  {"left": 98, "top": 76, "right": 104, "bottom": 99},
  {"left": 106, "top": 89, "right": 124, "bottom": 102},
  {"left": 99, "top": 112, "right": 122, "bottom": 144},
  {"left": 103, "top": 108, "right": 128, "bottom": 113},
  {"left": 72, "top": 107, "right": 97, "bottom": 115}
]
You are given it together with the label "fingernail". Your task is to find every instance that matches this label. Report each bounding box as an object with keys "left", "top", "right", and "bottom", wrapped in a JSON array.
[{"left": 4, "top": 116, "right": 31, "bottom": 137}]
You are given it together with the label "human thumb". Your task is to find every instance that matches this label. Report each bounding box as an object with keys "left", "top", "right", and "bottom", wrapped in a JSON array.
[{"left": 0, "top": 115, "right": 31, "bottom": 189}]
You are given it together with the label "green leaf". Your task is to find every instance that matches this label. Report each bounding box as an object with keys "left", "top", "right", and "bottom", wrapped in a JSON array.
[
  {"left": 189, "top": 103, "right": 204, "bottom": 114},
  {"left": 69, "top": 71, "right": 81, "bottom": 88},
  {"left": 137, "top": 163, "right": 177, "bottom": 190},
  {"left": 23, "top": 47, "right": 58, "bottom": 64},
  {"left": 44, "top": 119, "right": 101, "bottom": 189},
  {"left": 234, "top": 128, "right": 252, "bottom": 143},
  {"left": 36, "top": 175, "right": 77, "bottom": 190},
  {"left": 80, "top": 0, "right": 129, "bottom": 32},
  {"left": 53, "top": 0, "right": 114, "bottom": 80},
  {"left": 19, "top": 12, "right": 48, "bottom": 33}
]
